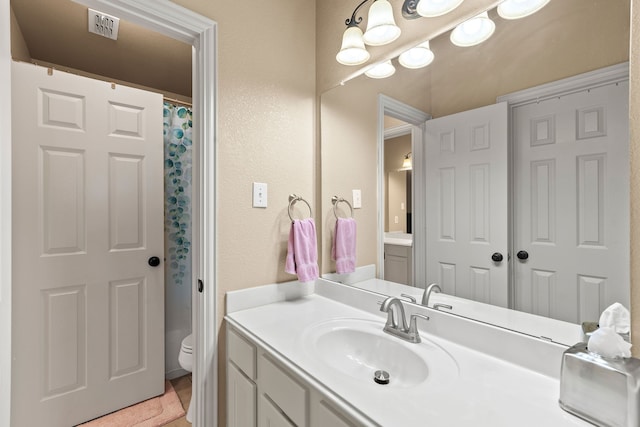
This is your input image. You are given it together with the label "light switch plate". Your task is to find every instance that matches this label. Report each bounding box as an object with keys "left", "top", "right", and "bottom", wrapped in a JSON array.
[
  {"left": 352, "top": 189, "right": 362, "bottom": 209},
  {"left": 253, "top": 182, "right": 267, "bottom": 208}
]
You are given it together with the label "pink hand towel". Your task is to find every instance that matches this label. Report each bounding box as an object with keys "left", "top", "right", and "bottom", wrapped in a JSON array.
[
  {"left": 332, "top": 217, "right": 356, "bottom": 274},
  {"left": 285, "top": 218, "right": 319, "bottom": 283}
]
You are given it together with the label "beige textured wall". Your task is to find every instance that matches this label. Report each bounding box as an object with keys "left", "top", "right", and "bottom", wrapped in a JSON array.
[
  {"left": 630, "top": 0, "right": 639, "bottom": 357},
  {"left": 10, "top": 6, "right": 29, "bottom": 62},
  {"left": 169, "top": 0, "right": 316, "bottom": 424},
  {"left": 429, "top": 0, "right": 629, "bottom": 117}
]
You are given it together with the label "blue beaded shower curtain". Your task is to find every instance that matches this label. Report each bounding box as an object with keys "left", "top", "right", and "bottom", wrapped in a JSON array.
[{"left": 163, "top": 101, "right": 193, "bottom": 375}]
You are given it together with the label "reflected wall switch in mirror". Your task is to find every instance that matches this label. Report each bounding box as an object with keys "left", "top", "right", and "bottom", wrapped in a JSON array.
[
  {"left": 352, "top": 189, "right": 362, "bottom": 208},
  {"left": 401, "top": 202, "right": 405, "bottom": 210},
  {"left": 252, "top": 182, "right": 267, "bottom": 208}
]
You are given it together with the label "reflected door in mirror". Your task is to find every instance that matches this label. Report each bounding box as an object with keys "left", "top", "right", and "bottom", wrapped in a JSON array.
[
  {"left": 513, "top": 81, "right": 630, "bottom": 324},
  {"left": 425, "top": 102, "right": 509, "bottom": 307}
]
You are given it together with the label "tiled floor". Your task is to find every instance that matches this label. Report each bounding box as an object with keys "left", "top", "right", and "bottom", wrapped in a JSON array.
[{"left": 164, "top": 374, "right": 192, "bottom": 426}]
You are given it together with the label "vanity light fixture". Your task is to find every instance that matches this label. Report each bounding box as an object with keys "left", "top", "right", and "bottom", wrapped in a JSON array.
[
  {"left": 398, "top": 152, "right": 412, "bottom": 171},
  {"left": 337, "top": 0, "right": 403, "bottom": 66},
  {"left": 416, "top": 0, "right": 465, "bottom": 18},
  {"left": 363, "top": 0, "right": 402, "bottom": 46},
  {"left": 336, "top": 24, "right": 371, "bottom": 66},
  {"left": 497, "top": 0, "right": 550, "bottom": 20},
  {"left": 399, "top": 40, "right": 435, "bottom": 69},
  {"left": 450, "top": 11, "right": 495, "bottom": 47},
  {"left": 365, "top": 60, "right": 396, "bottom": 79},
  {"left": 336, "top": 0, "right": 467, "bottom": 66}
]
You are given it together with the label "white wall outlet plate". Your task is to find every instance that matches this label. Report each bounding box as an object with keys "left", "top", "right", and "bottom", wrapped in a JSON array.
[
  {"left": 352, "top": 189, "right": 362, "bottom": 209},
  {"left": 253, "top": 182, "right": 267, "bottom": 208}
]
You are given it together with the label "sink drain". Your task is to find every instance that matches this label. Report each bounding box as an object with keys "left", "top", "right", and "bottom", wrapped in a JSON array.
[{"left": 373, "top": 370, "right": 390, "bottom": 385}]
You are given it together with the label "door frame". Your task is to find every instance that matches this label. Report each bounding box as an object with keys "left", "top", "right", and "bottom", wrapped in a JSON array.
[
  {"left": 0, "top": 1, "right": 218, "bottom": 425},
  {"left": 377, "top": 94, "right": 430, "bottom": 286},
  {"left": 497, "top": 62, "right": 629, "bottom": 309}
]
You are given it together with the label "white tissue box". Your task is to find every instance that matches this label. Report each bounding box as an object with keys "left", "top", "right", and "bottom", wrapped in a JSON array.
[{"left": 559, "top": 343, "right": 640, "bottom": 427}]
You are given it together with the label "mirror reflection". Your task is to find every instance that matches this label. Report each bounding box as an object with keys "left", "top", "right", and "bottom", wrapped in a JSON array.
[
  {"left": 320, "top": 0, "right": 631, "bottom": 341},
  {"left": 383, "top": 118, "right": 414, "bottom": 285}
]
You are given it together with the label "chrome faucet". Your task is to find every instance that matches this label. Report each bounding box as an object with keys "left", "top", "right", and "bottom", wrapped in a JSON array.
[
  {"left": 379, "top": 296, "right": 429, "bottom": 343},
  {"left": 422, "top": 283, "right": 453, "bottom": 310},
  {"left": 379, "top": 296, "right": 408, "bottom": 332},
  {"left": 422, "top": 283, "right": 442, "bottom": 306}
]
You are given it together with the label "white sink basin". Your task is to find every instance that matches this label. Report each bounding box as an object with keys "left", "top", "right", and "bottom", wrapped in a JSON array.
[{"left": 299, "top": 318, "right": 459, "bottom": 388}]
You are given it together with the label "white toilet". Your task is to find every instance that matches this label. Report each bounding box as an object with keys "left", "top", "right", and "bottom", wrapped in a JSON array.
[{"left": 178, "top": 333, "right": 194, "bottom": 423}]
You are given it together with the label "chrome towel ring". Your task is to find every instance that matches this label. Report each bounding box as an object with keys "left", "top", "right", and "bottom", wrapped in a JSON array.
[
  {"left": 288, "top": 194, "right": 313, "bottom": 221},
  {"left": 331, "top": 196, "right": 354, "bottom": 219}
]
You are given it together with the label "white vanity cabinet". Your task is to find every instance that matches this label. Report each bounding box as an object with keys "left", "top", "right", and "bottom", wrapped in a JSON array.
[{"left": 227, "top": 324, "right": 361, "bottom": 427}]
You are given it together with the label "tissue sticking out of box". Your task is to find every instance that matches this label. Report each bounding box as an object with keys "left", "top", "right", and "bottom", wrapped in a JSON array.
[
  {"left": 599, "top": 302, "right": 630, "bottom": 334},
  {"left": 587, "top": 327, "right": 632, "bottom": 358}
]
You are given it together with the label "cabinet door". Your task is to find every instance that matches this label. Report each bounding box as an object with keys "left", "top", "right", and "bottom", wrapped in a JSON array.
[
  {"left": 258, "top": 394, "right": 295, "bottom": 427},
  {"left": 228, "top": 363, "right": 257, "bottom": 427},
  {"left": 384, "top": 254, "right": 409, "bottom": 284}
]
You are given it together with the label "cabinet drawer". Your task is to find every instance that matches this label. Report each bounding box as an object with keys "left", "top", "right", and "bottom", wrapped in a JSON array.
[
  {"left": 228, "top": 327, "right": 257, "bottom": 380},
  {"left": 258, "top": 353, "right": 308, "bottom": 426}
]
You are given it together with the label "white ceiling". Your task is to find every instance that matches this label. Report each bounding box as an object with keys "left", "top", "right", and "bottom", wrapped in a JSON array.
[{"left": 11, "top": 0, "right": 192, "bottom": 97}]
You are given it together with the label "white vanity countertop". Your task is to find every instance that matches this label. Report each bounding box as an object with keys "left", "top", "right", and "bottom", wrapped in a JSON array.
[
  {"left": 383, "top": 232, "right": 412, "bottom": 247},
  {"left": 226, "top": 291, "right": 590, "bottom": 427}
]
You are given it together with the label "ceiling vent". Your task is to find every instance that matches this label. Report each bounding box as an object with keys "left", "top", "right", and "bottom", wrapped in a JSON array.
[{"left": 88, "top": 8, "right": 120, "bottom": 40}]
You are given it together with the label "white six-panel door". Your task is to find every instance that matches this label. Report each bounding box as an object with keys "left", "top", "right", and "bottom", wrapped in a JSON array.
[
  {"left": 11, "top": 61, "right": 164, "bottom": 426},
  {"left": 513, "top": 81, "right": 629, "bottom": 324},
  {"left": 425, "top": 102, "right": 509, "bottom": 307}
]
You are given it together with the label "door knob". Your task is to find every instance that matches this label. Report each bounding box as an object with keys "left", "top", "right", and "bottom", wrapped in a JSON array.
[
  {"left": 517, "top": 250, "right": 529, "bottom": 260},
  {"left": 148, "top": 256, "right": 161, "bottom": 267},
  {"left": 491, "top": 252, "right": 503, "bottom": 262}
]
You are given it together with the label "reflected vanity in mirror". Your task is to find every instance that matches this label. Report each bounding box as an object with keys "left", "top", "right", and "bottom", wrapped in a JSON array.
[{"left": 320, "top": 0, "right": 631, "bottom": 345}]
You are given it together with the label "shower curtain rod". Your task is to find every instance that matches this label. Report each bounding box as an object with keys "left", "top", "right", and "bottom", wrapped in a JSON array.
[{"left": 164, "top": 96, "right": 193, "bottom": 108}]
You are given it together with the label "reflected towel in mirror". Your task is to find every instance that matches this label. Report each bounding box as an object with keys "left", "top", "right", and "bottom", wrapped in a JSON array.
[{"left": 332, "top": 217, "right": 357, "bottom": 274}]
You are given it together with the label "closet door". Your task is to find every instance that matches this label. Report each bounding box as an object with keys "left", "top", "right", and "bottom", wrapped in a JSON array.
[
  {"left": 512, "top": 81, "right": 629, "bottom": 323},
  {"left": 424, "top": 102, "right": 509, "bottom": 307},
  {"left": 11, "top": 61, "right": 165, "bottom": 426}
]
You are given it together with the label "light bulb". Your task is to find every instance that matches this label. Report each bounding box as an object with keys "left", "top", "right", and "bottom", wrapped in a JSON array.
[
  {"left": 399, "top": 41, "right": 435, "bottom": 69},
  {"left": 450, "top": 11, "right": 495, "bottom": 47}
]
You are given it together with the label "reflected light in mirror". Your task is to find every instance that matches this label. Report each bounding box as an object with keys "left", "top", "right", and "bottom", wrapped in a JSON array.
[
  {"left": 363, "top": 0, "right": 402, "bottom": 46},
  {"left": 365, "top": 60, "right": 396, "bottom": 78},
  {"left": 336, "top": 26, "right": 371, "bottom": 66},
  {"left": 450, "top": 11, "right": 496, "bottom": 47},
  {"left": 417, "top": 0, "right": 465, "bottom": 18},
  {"left": 398, "top": 152, "right": 412, "bottom": 171},
  {"left": 497, "top": 0, "right": 551, "bottom": 20},
  {"left": 399, "top": 40, "right": 435, "bottom": 69}
]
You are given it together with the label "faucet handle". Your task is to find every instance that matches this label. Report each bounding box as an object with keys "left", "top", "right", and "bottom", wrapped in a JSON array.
[
  {"left": 408, "top": 313, "right": 430, "bottom": 342},
  {"left": 400, "top": 293, "right": 417, "bottom": 303}
]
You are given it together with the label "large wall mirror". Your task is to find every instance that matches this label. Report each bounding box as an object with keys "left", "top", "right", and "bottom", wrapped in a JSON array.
[{"left": 320, "top": 0, "right": 630, "bottom": 342}]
